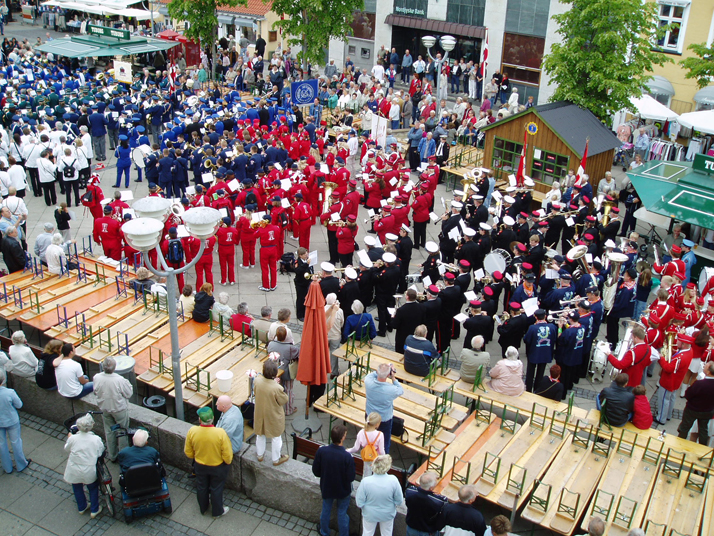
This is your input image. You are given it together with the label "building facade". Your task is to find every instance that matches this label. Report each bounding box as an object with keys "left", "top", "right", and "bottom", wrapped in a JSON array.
[{"left": 646, "top": 0, "right": 714, "bottom": 114}]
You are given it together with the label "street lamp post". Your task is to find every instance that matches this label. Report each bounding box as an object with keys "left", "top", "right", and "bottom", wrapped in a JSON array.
[
  {"left": 122, "top": 198, "right": 221, "bottom": 421},
  {"left": 421, "top": 35, "right": 457, "bottom": 116}
]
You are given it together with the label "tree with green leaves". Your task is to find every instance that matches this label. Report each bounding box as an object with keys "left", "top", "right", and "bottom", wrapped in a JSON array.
[
  {"left": 542, "top": 0, "right": 671, "bottom": 122},
  {"left": 679, "top": 43, "right": 714, "bottom": 89},
  {"left": 168, "top": 0, "right": 247, "bottom": 79},
  {"left": 267, "top": 0, "right": 365, "bottom": 75}
]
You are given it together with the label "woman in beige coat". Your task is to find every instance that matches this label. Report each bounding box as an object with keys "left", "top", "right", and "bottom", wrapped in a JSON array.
[{"left": 253, "top": 360, "right": 289, "bottom": 466}]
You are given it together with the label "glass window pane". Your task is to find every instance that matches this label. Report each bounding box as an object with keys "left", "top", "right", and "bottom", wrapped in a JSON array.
[
  {"left": 660, "top": 5, "right": 670, "bottom": 17},
  {"left": 668, "top": 24, "right": 680, "bottom": 47},
  {"left": 673, "top": 6, "right": 684, "bottom": 18}
]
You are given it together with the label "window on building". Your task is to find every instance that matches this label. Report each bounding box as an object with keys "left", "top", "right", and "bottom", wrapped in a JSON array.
[
  {"left": 501, "top": 33, "right": 545, "bottom": 87},
  {"left": 349, "top": 11, "right": 376, "bottom": 40},
  {"left": 531, "top": 148, "right": 569, "bottom": 185},
  {"left": 446, "top": 0, "right": 487, "bottom": 28},
  {"left": 504, "top": 0, "right": 551, "bottom": 38},
  {"left": 268, "top": 31, "right": 277, "bottom": 43},
  {"left": 492, "top": 137, "right": 523, "bottom": 175},
  {"left": 657, "top": 3, "right": 688, "bottom": 53}
]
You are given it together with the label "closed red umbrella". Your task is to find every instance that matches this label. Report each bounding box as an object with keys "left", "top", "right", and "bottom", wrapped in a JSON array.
[{"left": 295, "top": 280, "right": 331, "bottom": 422}]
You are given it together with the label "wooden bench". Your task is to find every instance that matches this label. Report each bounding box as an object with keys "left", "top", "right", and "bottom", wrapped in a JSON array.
[{"left": 290, "top": 430, "right": 415, "bottom": 490}]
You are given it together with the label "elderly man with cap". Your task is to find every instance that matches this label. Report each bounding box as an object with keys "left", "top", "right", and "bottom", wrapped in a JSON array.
[
  {"left": 184, "top": 406, "right": 233, "bottom": 517},
  {"left": 523, "top": 309, "right": 557, "bottom": 392},
  {"left": 216, "top": 395, "right": 244, "bottom": 454},
  {"left": 680, "top": 239, "right": 697, "bottom": 286},
  {"left": 33, "top": 222, "right": 56, "bottom": 265},
  {"left": 93, "top": 204, "right": 123, "bottom": 260},
  {"left": 655, "top": 332, "right": 693, "bottom": 425},
  {"left": 439, "top": 200, "right": 463, "bottom": 264},
  {"left": 93, "top": 356, "right": 134, "bottom": 462},
  {"left": 497, "top": 302, "right": 529, "bottom": 358},
  {"left": 374, "top": 252, "right": 401, "bottom": 337}
]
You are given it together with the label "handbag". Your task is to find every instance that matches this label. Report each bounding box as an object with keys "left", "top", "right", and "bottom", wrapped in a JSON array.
[
  {"left": 391, "top": 416, "right": 408, "bottom": 442},
  {"left": 288, "top": 359, "right": 298, "bottom": 379}
]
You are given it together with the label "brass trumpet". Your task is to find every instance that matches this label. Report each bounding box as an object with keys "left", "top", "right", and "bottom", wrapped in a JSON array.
[
  {"left": 250, "top": 220, "right": 268, "bottom": 229},
  {"left": 304, "top": 268, "right": 346, "bottom": 278},
  {"left": 437, "top": 260, "right": 459, "bottom": 272}
]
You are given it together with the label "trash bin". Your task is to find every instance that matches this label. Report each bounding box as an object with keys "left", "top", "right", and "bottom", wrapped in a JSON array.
[
  {"left": 143, "top": 395, "right": 166, "bottom": 415},
  {"left": 100, "top": 355, "right": 138, "bottom": 404},
  {"left": 216, "top": 370, "right": 233, "bottom": 392}
]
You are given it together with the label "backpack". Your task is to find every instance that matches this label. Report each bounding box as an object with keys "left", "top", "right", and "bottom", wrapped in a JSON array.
[
  {"left": 167, "top": 239, "right": 184, "bottom": 264},
  {"left": 360, "top": 431, "right": 379, "bottom": 462},
  {"left": 245, "top": 190, "right": 258, "bottom": 206},
  {"left": 81, "top": 189, "right": 94, "bottom": 206},
  {"left": 63, "top": 159, "right": 76, "bottom": 179}
]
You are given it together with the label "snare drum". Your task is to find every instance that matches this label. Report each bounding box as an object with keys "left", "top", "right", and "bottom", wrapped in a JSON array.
[{"left": 484, "top": 248, "right": 512, "bottom": 275}]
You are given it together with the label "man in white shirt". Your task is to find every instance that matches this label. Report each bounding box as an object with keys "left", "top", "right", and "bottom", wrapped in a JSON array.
[
  {"left": 93, "top": 356, "right": 134, "bottom": 461},
  {"left": 45, "top": 233, "right": 77, "bottom": 274},
  {"left": 54, "top": 343, "right": 93, "bottom": 399},
  {"left": 324, "top": 293, "right": 344, "bottom": 378},
  {"left": 36, "top": 149, "right": 57, "bottom": 206},
  {"left": 371, "top": 62, "right": 385, "bottom": 83},
  {"left": 33, "top": 222, "right": 55, "bottom": 264}
]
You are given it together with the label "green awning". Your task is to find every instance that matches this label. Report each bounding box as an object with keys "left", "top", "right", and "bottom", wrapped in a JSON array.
[
  {"left": 34, "top": 35, "right": 178, "bottom": 59},
  {"left": 628, "top": 156, "right": 714, "bottom": 229}
]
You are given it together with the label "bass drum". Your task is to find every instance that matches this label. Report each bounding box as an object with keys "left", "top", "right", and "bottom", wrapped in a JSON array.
[
  {"left": 589, "top": 341, "right": 610, "bottom": 383},
  {"left": 483, "top": 248, "right": 512, "bottom": 275},
  {"left": 699, "top": 266, "right": 714, "bottom": 298}
]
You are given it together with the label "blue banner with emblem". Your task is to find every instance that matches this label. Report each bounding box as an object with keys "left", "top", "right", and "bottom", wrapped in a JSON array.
[{"left": 291, "top": 79, "right": 319, "bottom": 106}]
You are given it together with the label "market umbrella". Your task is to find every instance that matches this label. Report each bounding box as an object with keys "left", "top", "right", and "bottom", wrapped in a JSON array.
[
  {"left": 628, "top": 95, "right": 679, "bottom": 121},
  {"left": 292, "top": 280, "right": 330, "bottom": 432},
  {"left": 677, "top": 110, "right": 714, "bottom": 135}
]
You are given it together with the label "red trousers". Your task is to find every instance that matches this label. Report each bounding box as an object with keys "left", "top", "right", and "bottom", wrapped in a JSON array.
[
  {"left": 276, "top": 228, "right": 285, "bottom": 258},
  {"left": 195, "top": 257, "right": 214, "bottom": 288},
  {"left": 260, "top": 246, "right": 278, "bottom": 288},
  {"left": 102, "top": 242, "right": 123, "bottom": 261},
  {"left": 218, "top": 249, "right": 235, "bottom": 283},
  {"left": 241, "top": 239, "right": 256, "bottom": 267},
  {"left": 167, "top": 261, "right": 185, "bottom": 292},
  {"left": 298, "top": 220, "right": 312, "bottom": 249}
]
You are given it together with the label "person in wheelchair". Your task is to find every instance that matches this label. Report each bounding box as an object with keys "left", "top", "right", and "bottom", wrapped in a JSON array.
[{"left": 117, "top": 429, "right": 164, "bottom": 476}]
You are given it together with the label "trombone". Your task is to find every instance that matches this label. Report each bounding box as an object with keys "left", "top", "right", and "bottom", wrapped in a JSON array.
[
  {"left": 437, "top": 260, "right": 459, "bottom": 272},
  {"left": 304, "top": 267, "right": 346, "bottom": 278}
]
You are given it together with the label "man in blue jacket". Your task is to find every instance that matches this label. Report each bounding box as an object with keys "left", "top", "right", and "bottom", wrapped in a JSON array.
[
  {"left": 403, "top": 324, "right": 439, "bottom": 377},
  {"left": 157, "top": 149, "right": 175, "bottom": 197},
  {"left": 88, "top": 104, "right": 108, "bottom": 161},
  {"left": 312, "top": 425, "right": 355, "bottom": 536},
  {"left": 523, "top": 309, "right": 556, "bottom": 392}
]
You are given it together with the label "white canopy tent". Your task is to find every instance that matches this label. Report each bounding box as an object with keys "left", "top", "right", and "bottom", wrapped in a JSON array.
[
  {"left": 628, "top": 95, "right": 679, "bottom": 121},
  {"left": 41, "top": 0, "right": 160, "bottom": 20},
  {"left": 677, "top": 110, "right": 714, "bottom": 135}
]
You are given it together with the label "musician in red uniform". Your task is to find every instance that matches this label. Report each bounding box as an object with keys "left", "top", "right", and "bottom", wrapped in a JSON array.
[
  {"left": 190, "top": 184, "right": 211, "bottom": 207},
  {"left": 411, "top": 183, "right": 432, "bottom": 250},
  {"left": 268, "top": 196, "right": 289, "bottom": 258},
  {"left": 293, "top": 193, "right": 313, "bottom": 249},
  {"left": 82, "top": 174, "right": 105, "bottom": 220},
  {"left": 195, "top": 234, "right": 216, "bottom": 288},
  {"left": 373, "top": 205, "right": 397, "bottom": 244},
  {"left": 655, "top": 332, "right": 694, "bottom": 424},
  {"left": 606, "top": 325, "right": 652, "bottom": 387},
  {"left": 159, "top": 226, "right": 186, "bottom": 291},
  {"left": 93, "top": 205, "right": 123, "bottom": 260},
  {"left": 342, "top": 180, "right": 361, "bottom": 220},
  {"left": 257, "top": 215, "right": 280, "bottom": 291},
  {"left": 216, "top": 217, "right": 239, "bottom": 286},
  {"left": 320, "top": 192, "right": 344, "bottom": 266},
  {"left": 391, "top": 195, "right": 411, "bottom": 229},
  {"left": 108, "top": 191, "right": 130, "bottom": 219},
  {"left": 236, "top": 204, "right": 258, "bottom": 268},
  {"left": 211, "top": 189, "right": 235, "bottom": 223},
  {"left": 336, "top": 215, "right": 359, "bottom": 268},
  {"left": 653, "top": 244, "right": 686, "bottom": 277}
]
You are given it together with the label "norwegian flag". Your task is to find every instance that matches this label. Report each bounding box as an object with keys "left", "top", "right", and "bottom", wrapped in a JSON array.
[
  {"left": 479, "top": 29, "right": 488, "bottom": 78},
  {"left": 168, "top": 63, "right": 177, "bottom": 90},
  {"left": 516, "top": 127, "right": 527, "bottom": 187},
  {"left": 576, "top": 138, "right": 589, "bottom": 186}
]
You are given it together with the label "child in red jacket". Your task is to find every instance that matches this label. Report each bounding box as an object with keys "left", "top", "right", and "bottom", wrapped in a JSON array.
[{"left": 631, "top": 385, "right": 654, "bottom": 430}]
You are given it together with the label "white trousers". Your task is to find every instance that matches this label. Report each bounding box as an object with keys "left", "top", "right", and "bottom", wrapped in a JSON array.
[
  {"left": 469, "top": 79, "right": 477, "bottom": 99},
  {"left": 362, "top": 519, "right": 394, "bottom": 536},
  {"left": 256, "top": 434, "right": 283, "bottom": 462}
]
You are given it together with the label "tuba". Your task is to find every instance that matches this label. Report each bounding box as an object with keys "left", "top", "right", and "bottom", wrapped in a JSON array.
[
  {"left": 602, "top": 252, "right": 629, "bottom": 312},
  {"left": 566, "top": 244, "right": 590, "bottom": 278},
  {"left": 661, "top": 328, "right": 676, "bottom": 363},
  {"left": 322, "top": 181, "right": 338, "bottom": 214}
]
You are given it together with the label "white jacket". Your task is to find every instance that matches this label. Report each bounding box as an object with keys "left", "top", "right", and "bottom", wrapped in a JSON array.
[
  {"left": 22, "top": 141, "right": 48, "bottom": 168},
  {"left": 63, "top": 432, "right": 104, "bottom": 485},
  {"left": 37, "top": 157, "right": 56, "bottom": 183},
  {"left": 81, "top": 134, "right": 93, "bottom": 159}
]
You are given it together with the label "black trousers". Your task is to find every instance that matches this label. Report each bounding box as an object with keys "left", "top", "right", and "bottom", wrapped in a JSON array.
[
  {"left": 560, "top": 364, "right": 579, "bottom": 399},
  {"left": 195, "top": 462, "right": 229, "bottom": 516},
  {"left": 678, "top": 408, "right": 714, "bottom": 445},
  {"left": 606, "top": 315, "right": 621, "bottom": 347},
  {"left": 42, "top": 182, "right": 57, "bottom": 206},
  {"left": 65, "top": 180, "right": 80, "bottom": 207},
  {"left": 327, "top": 230, "right": 339, "bottom": 264},
  {"left": 437, "top": 317, "right": 452, "bottom": 353},
  {"left": 426, "top": 323, "right": 438, "bottom": 345},
  {"left": 408, "top": 147, "right": 420, "bottom": 171},
  {"left": 414, "top": 221, "right": 427, "bottom": 249},
  {"left": 398, "top": 258, "right": 410, "bottom": 293},
  {"left": 526, "top": 362, "right": 547, "bottom": 393},
  {"left": 339, "top": 252, "right": 353, "bottom": 268},
  {"left": 295, "top": 284, "right": 308, "bottom": 320},
  {"left": 28, "top": 168, "right": 41, "bottom": 196},
  {"left": 375, "top": 295, "right": 395, "bottom": 335}
]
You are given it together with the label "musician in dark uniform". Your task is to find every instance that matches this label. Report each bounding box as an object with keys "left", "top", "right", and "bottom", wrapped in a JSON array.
[
  {"left": 493, "top": 216, "right": 517, "bottom": 251},
  {"left": 497, "top": 302, "right": 531, "bottom": 358},
  {"left": 357, "top": 257, "right": 376, "bottom": 308},
  {"left": 543, "top": 203, "right": 566, "bottom": 250},
  {"left": 515, "top": 212, "right": 530, "bottom": 244},
  {"left": 454, "top": 228, "right": 478, "bottom": 274},
  {"left": 338, "top": 267, "right": 361, "bottom": 321},
  {"left": 438, "top": 272, "right": 464, "bottom": 351},
  {"left": 374, "top": 252, "right": 401, "bottom": 337},
  {"left": 554, "top": 310, "right": 586, "bottom": 398},
  {"left": 471, "top": 195, "right": 489, "bottom": 229},
  {"left": 464, "top": 300, "right": 494, "bottom": 346},
  {"left": 422, "top": 285, "right": 442, "bottom": 344},
  {"left": 541, "top": 273, "right": 575, "bottom": 312},
  {"left": 598, "top": 207, "right": 621, "bottom": 248},
  {"left": 421, "top": 241, "right": 441, "bottom": 285},
  {"left": 474, "top": 222, "right": 492, "bottom": 270},
  {"left": 319, "top": 262, "right": 341, "bottom": 298},
  {"left": 561, "top": 203, "right": 579, "bottom": 252},
  {"left": 393, "top": 289, "right": 426, "bottom": 354},
  {"left": 293, "top": 247, "right": 313, "bottom": 321},
  {"left": 523, "top": 309, "right": 557, "bottom": 392},
  {"left": 439, "top": 200, "right": 463, "bottom": 264},
  {"left": 481, "top": 286, "right": 498, "bottom": 317},
  {"left": 606, "top": 267, "right": 637, "bottom": 347},
  {"left": 455, "top": 260, "right": 472, "bottom": 293}
]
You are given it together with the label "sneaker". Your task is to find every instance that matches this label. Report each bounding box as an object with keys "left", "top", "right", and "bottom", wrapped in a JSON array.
[
  {"left": 78, "top": 506, "right": 90, "bottom": 515},
  {"left": 257, "top": 455, "right": 264, "bottom": 462},
  {"left": 251, "top": 264, "right": 256, "bottom": 268},
  {"left": 273, "top": 454, "right": 289, "bottom": 466},
  {"left": 242, "top": 265, "right": 250, "bottom": 270},
  {"left": 220, "top": 281, "right": 227, "bottom": 286},
  {"left": 230, "top": 282, "right": 235, "bottom": 286},
  {"left": 270, "top": 287, "right": 277, "bottom": 291},
  {"left": 258, "top": 286, "right": 270, "bottom": 291},
  {"left": 90, "top": 505, "right": 103, "bottom": 519},
  {"left": 213, "top": 506, "right": 230, "bottom": 518}
]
